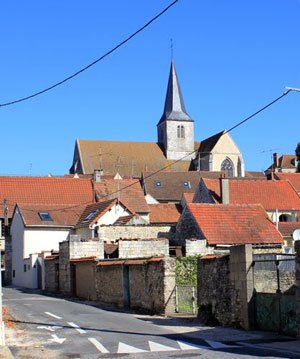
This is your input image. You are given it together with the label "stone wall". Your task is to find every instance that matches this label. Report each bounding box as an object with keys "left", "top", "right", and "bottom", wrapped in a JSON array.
[
  {"left": 44, "top": 258, "right": 59, "bottom": 292},
  {"left": 58, "top": 237, "right": 104, "bottom": 295},
  {"left": 198, "top": 245, "right": 254, "bottom": 329},
  {"left": 93, "top": 258, "right": 176, "bottom": 314},
  {"left": 118, "top": 239, "right": 169, "bottom": 259},
  {"left": 296, "top": 241, "right": 300, "bottom": 337},
  {"left": 98, "top": 225, "right": 173, "bottom": 242},
  {"left": 186, "top": 239, "right": 212, "bottom": 256}
]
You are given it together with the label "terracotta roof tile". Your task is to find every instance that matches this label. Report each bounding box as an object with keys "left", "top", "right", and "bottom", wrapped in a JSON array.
[
  {"left": 70, "top": 256, "right": 96, "bottom": 263},
  {"left": 143, "top": 171, "right": 223, "bottom": 202},
  {"left": 202, "top": 178, "right": 300, "bottom": 210},
  {"left": 17, "top": 204, "right": 85, "bottom": 227},
  {"left": 275, "top": 173, "right": 300, "bottom": 193},
  {"left": 278, "top": 222, "right": 300, "bottom": 237},
  {"left": 149, "top": 203, "right": 181, "bottom": 224},
  {"left": 94, "top": 177, "right": 149, "bottom": 214},
  {"left": 0, "top": 176, "right": 94, "bottom": 217},
  {"left": 188, "top": 203, "right": 283, "bottom": 245}
]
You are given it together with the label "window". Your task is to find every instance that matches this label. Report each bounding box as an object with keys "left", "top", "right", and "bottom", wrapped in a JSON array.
[
  {"left": 24, "top": 264, "right": 27, "bottom": 272},
  {"left": 183, "top": 181, "right": 191, "bottom": 189},
  {"left": 221, "top": 158, "right": 234, "bottom": 178},
  {"left": 177, "top": 125, "right": 185, "bottom": 138},
  {"left": 155, "top": 181, "right": 162, "bottom": 187},
  {"left": 13, "top": 270, "right": 15, "bottom": 278},
  {"left": 39, "top": 212, "right": 53, "bottom": 221},
  {"left": 279, "top": 214, "right": 292, "bottom": 222},
  {"left": 83, "top": 210, "right": 98, "bottom": 223}
]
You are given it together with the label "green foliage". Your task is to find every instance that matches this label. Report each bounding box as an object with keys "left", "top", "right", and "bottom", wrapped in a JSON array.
[
  {"left": 175, "top": 255, "right": 199, "bottom": 285},
  {"left": 296, "top": 143, "right": 300, "bottom": 172}
]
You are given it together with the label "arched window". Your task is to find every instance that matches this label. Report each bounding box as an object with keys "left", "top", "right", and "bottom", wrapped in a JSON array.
[
  {"left": 177, "top": 125, "right": 185, "bottom": 138},
  {"left": 221, "top": 158, "right": 234, "bottom": 177},
  {"left": 279, "top": 214, "right": 292, "bottom": 222}
]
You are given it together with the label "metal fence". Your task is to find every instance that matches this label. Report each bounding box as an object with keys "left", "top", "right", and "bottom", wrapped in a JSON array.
[{"left": 175, "top": 285, "right": 197, "bottom": 314}]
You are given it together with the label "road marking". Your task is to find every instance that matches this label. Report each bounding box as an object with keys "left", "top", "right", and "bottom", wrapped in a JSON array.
[
  {"left": 48, "top": 334, "right": 66, "bottom": 344},
  {"left": 148, "top": 341, "right": 178, "bottom": 352},
  {"left": 118, "top": 342, "right": 147, "bottom": 353},
  {"left": 67, "top": 322, "right": 86, "bottom": 334},
  {"left": 177, "top": 340, "right": 207, "bottom": 350},
  {"left": 45, "top": 312, "right": 62, "bottom": 319},
  {"left": 37, "top": 325, "right": 62, "bottom": 332},
  {"left": 88, "top": 338, "right": 109, "bottom": 353},
  {"left": 206, "top": 340, "right": 240, "bottom": 349}
]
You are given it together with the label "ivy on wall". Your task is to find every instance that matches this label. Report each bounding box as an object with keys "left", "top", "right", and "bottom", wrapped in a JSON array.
[{"left": 175, "top": 255, "right": 199, "bottom": 285}]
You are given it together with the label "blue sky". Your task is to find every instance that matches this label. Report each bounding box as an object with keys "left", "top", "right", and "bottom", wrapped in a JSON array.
[{"left": 1, "top": 0, "right": 299, "bottom": 175}]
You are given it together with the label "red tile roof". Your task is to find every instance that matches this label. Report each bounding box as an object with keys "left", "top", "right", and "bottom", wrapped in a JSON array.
[
  {"left": 279, "top": 155, "right": 297, "bottom": 169},
  {"left": 202, "top": 178, "right": 300, "bottom": 210},
  {"left": 149, "top": 203, "right": 181, "bottom": 224},
  {"left": 182, "top": 192, "right": 195, "bottom": 203},
  {"left": 17, "top": 204, "right": 85, "bottom": 227},
  {"left": 275, "top": 173, "right": 300, "bottom": 193},
  {"left": 94, "top": 178, "right": 149, "bottom": 214},
  {"left": 188, "top": 203, "right": 283, "bottom": 245},
  {"left": 0, "top": 176, "right": 94, "bottom": 217},
  {"left": 70, "top": 256, "right": 96, "bottom": 263},
  {"left": 278, "top": 222, "right": 300, "bottom": 237}
]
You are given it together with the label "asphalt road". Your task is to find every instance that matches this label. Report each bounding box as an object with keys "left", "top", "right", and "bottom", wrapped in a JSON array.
[{"left": 3, "top": 287, "right": 300, "bottom": 359}]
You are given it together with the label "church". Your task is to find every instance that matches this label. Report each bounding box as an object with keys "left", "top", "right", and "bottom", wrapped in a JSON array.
[{"left": 69, "top": 60, "right": 245, "bottom": 178}]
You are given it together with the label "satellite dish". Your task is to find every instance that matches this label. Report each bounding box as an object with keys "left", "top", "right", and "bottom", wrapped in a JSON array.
[{"left": 292, "top": 229, "right": 300, "bottom": 241}]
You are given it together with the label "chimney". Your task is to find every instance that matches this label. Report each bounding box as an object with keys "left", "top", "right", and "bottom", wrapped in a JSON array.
[
  {"left": 220, "top": 177, "right": 230, "bottom": 204},
  {"left": 273, "top": 153, "right": 279, "bottom": 169},
  {"left": 93, "top": 169, "right": 103, "bottom": 183}
]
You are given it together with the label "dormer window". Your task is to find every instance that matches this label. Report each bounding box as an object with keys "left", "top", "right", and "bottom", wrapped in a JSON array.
[
  {"left": 155, "top": 181, "right": 162, "bottom": 187},
  {"left": 177, "top": 125, "right": 185, "bottom": 138},
  {"left": 183, "top": 181, "right": 191, "bottom": 189}
]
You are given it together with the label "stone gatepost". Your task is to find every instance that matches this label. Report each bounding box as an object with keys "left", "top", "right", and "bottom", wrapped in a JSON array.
[
  {"left": 295, "top": 241, "right": 300, "bottom": 338},
  {"left": 229, "top": 244, "right": 254, "bottom": 330}
]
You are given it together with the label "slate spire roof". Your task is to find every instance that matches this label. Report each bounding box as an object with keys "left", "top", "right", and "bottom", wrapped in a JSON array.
[{"left": 158, "top": 59, "right": 193, "bottom": 124}]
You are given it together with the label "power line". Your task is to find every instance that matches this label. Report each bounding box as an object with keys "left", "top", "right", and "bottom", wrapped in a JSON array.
[
  {"left": 3, "top": 89, "right": 294, "bottom": 213},
  {"left": 0, "top": 0, "right": 179, "bottom": 108}
]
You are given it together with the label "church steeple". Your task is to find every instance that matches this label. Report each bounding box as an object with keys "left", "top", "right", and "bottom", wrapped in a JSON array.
[
  {"left": 157, "top": 60, "right": 195, "bottom": 161},
  {"left": 158, "top": 59, "right": 193, "bottom": 125}
]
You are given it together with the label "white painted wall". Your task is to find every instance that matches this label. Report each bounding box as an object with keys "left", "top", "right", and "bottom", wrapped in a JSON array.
[{"left": 11, "top": 207, "right": 71, "bottom": 289}]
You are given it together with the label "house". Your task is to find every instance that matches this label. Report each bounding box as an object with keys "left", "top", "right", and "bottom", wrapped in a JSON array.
[
  {"left": 175, "top": 203, "right": 283, "bottom": 255},
  {"left": 10, "top": 203, "right": 84, "bottom": 289},
  {"left": 265, "top": 152, "right": 297, "bottom": 175},
  {"left": 274, "top": 172, "right": 300, "bottom": 195},
  {"left": 142, "top": 171, "right": 222, "bottom": 203},
  {"left": 194, "top": 177, "right": 300, "bottom": 223},
  {"left": 0, "top": 175, "right": 94, "bottom": 284},
  {"left": 278, "top": 222, "right": 300, "bottom": 253},
  {"left": 69, "top": 60, "right": 245, "bottom": 178}
]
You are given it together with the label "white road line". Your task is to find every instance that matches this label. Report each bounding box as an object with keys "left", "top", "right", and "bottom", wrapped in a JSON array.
[
  {"left": 118, "top": 342, "right": 147, "bottom": 353},
  {"left": 88, "top": 338, "right": 109, "bottom": 353},
  {"left": 177, "top": 340, "right": 207, "bottom": 350},
  {"left": 67, "top": 322, "right": 86, "bottom": 334},
  {"left": 44, "top": 312, "right": 62, "bottom": 319},
  {"left": 148, "top": 341, "right": 178, "bottom": 352}
]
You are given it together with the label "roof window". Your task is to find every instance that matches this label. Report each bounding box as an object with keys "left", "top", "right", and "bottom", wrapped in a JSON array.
[
  {"left": 83, "top": 210, "right": 98, "bottom": 223},
  {"left": 155, "top": 181, "right": 162, "bottom": 187},
  {"left": 39, "top": 212, "right": 53, "bottom": 221},
  {"left": 183, "top": 181, "right": 191, "bottom": 189}
]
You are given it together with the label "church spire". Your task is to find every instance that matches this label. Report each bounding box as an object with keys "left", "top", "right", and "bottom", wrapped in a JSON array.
[{"left": 158, "top": 59, "right": 193, "bottom": 125}]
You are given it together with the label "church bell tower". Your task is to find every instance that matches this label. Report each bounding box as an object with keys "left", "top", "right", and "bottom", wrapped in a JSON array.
[{"left": 157, "top": 60, "right": 194, "bottom": 161}]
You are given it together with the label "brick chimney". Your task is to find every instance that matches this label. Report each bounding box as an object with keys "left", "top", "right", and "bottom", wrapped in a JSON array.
[{"left": 273, "top": 152, "right": 279, "bottom": 169}]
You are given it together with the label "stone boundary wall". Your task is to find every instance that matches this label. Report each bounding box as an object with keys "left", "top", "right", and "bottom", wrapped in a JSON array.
[
  {"left": 118, "top": 239, "right": 169, "bottom": 259},
  {"left": 59, "top": 258, "right": 176, "bottom": 315},
  {"left": 44, "top": 258, "right": 59, "bottom": 292},
  {"left": 99, "top": 225, "right": 173, "bottom": 241}
]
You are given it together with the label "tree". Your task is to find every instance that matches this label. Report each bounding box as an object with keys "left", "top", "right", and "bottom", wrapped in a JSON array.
[{"left": 296, "top": 142, "right": 300, "bottom": 172}]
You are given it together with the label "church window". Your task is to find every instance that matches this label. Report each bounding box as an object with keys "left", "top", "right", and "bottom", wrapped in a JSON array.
[
  {"left": 221, "top": 158, "right": 234, "bottom": 178},
  {"left": 177, "top": 125, "right": 185, "bottom": 138}
]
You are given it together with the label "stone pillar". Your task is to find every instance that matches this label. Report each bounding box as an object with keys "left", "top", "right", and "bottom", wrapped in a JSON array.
[
  {"left": 229, "top": 244, "right": 254, "bottom": 330},
  {"left": 295, "top": 241, "right": 300, "bottom": 338}
]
